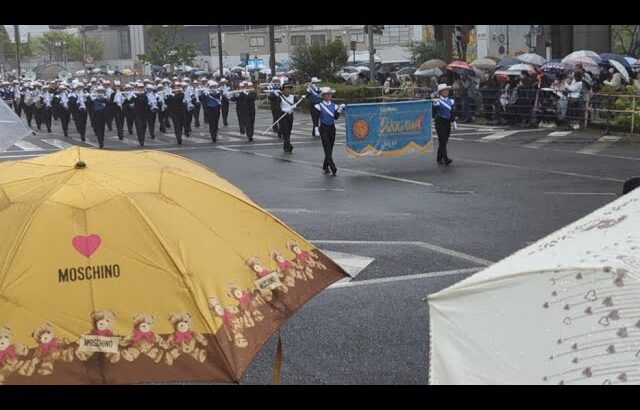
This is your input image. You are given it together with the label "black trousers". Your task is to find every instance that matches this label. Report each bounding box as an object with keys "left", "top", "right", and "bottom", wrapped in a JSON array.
[
  {"left": 146, "top": 110, "right": 156, "bottom": 138},
  {"left": 435, "top": 116, "right": 451, "bottom": 162},
  {"left": 184, "top": 108, "right": 193, "bottom": 135},
  {"left": 135, "top": 114, "right": 147, "bottom": 145},
  {"left": 87, "top": 103, "right": 95, "bottom": 131},
  {"left": 170, "top": 111, "right": 184, "bottom": 144},
  {"left": 280, "top": 113, "right": 294, "bottom": 152},
  {"left": 105, "top": 104, "right": 114, "bottom": 130},
  {"left": 60, "top": 108, "right": 71, "bottom": 136},
  {"left": 93, "top": 109, "right": 106, "bottom": 147},
  {"left": 320, "top": 123, "right": 337, "bottom": 172},
  {"left": 36, "top": 107, "right": 52, "bottom": 131},
  {"left": 14, "top": 100, "right": 22, "bottom": 117},
  {"left": 245, "top": 110, "right": 255, "bottom": 138},
  {"left": 124, "top": 106, "right": 135, "bottom": 134},
  {"left": 193, "top": 102, "right": 201, "bottom": 127},
  {"left": 157, "top": 109, "right": 167, "bottom": 132},
  {"left": 24, "top": 105, "right": 34, "bottom": 127},
  {"left": 114, "top": 107, "right": 125, "bottom": 139},
  {"left": 72, "top": 108, "right": 87, "bottom": 140},
  {"left": 310, "top": 105, "right": 320, "bottom": 135},
  {"left": 269, "top": 101, "right": 281, "bottom": 136},
  {"left": 236, "top": 107, "right": 245, "bottom": 133},
  {"left": 205, "top": 106, "right": 220, "bottom": 141},
  {"left": 221, "top": 100, "right": 229, "bottom": 126}
]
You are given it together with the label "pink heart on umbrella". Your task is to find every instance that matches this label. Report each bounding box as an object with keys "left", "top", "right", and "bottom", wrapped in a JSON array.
[{"left": 72, "top": 234, "right": 102, "bottom": 257}]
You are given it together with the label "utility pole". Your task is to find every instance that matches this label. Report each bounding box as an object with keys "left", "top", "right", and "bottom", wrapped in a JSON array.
[
  {"left": 14, "top": 25, "right": 21, "bottom": 78},
  {"left": 368, "top": 25, "right": 375, "bottom": 83},
  {"left": 269, "top": 25, "right": 276, "bottom": 79},
  {"left": 217, "top": 25, "right": 223, "bottom": 77}
]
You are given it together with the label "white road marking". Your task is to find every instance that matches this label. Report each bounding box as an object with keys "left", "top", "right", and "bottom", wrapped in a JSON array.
[
  {"left": 163, "top": 133, "right": 211, "bottom": 144},
  {"left": 41, "top": 139, "right": 73, "bottom": 149},
  {"left": 547, "top": 131, "right": 572, "bottom": 137},
  {"left": 13, "top": 141, "right": 44, "bottom": 151},
  {"left": 544, "top": 192, "right": 617, "bottom": 196},
  {"left": 216, "top": 146, "right": 434, "bottom": 187},
  {"left": 108, "top": 136, "right": 141, "bottom": 146},
  {"left": 0, "top": 120, "right": 18, "bottom": 123},
  {"left": 598, "top": 135, "right": 622, "bottom": 142},
  {"left": 578, "top": 135, "right": 618, "bottom": 155},
  {"left": 328, "top": 267, "right": 482, "bottom": 289},
  {"left": 481, "top": 130, "right": 521, "bottom": 141},
  {"left": 267, "top": 208, "right": 412, "bottom": 216},
  {"left": 458, "top": 158, "right": 625, "bottom": 183},
  {"left": 524, "top": 133, "right": 560, "bottom": 148},
  {"left": 312, "top": 240, "right": 493, "bottom": 266},
  {"left": 319, "top": 250, "right": 375, "bottom": 278}
]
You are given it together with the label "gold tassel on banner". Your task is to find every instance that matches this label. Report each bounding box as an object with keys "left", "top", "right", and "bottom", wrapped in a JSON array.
[{"left": 272, "top": 332, "right": 283, "bottom": 385}]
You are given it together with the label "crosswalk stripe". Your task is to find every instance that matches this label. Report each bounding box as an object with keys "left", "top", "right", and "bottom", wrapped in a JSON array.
[
  {"left": 108, "top": 136, "right": 141, "bottom": 146},
  {"left": 162, "top": 133, "right": 210, "bottom": 144},
  {"left": 42, "top": 139, "right": 73, "bottom": 149},
  {"left": 224, "top": 131, "right": 271, "bottom": 141},
  {"left": 13, "top": 141, "right": 45, "bottom": 151},
  {"left": 480, "top": 131, "right": 521, "bottom": 141}
]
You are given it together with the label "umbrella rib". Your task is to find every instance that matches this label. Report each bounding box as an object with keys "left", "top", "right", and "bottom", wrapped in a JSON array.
[{"left": 122, "top": 196, "right": 237, "bottom": 382}]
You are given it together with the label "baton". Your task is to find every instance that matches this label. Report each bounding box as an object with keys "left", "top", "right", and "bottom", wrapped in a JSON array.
[{"left": 263, "top": 95, "right": 306, "bottom": 135}]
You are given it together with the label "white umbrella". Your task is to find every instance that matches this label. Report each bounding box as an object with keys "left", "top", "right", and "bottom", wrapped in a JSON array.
[
  {"left": 507, "top": 63, "right": 535, "bottom": 73},
  {"left": 414, "top": 67, "right": 443, "bottom": 77},
  {"left": 516, "top": 53, "right": 546, "bottom": 66},
  {"left": 428, "top": 187, "right": 640, "bottom": 385},
  {"left": 609, "top": 60, "right": 630, "bottom": 83},
  {"left": 624, "top": 57, "right": 637, "bottom": 66},
  {"left": 562, "top": 50, "right": 602, "bottom": 65}
]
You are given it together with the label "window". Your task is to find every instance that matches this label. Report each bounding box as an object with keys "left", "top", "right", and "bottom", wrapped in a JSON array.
[
  {"left": 350, "top": 33, "right": 365, "bottom": 43},
  {"left": 334, "top": 36, "right": 343, "bottom": 42},
  {"left": 249, "top": 36, "right": 265, "bottom": 47},
  {"left": 119, "top": 29, "right": 131, "bottom": 59},
  {"left": 310, "top": 34, "right": 326, "bottom": 45},
  {"left": 290, "top": 35, "right": 306, "bottom": 46}
]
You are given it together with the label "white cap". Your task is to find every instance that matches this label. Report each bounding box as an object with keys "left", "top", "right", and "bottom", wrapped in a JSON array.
[
  {"left": 96, "top": 85, "right": 105, "bottom": 91},
  {"left": 155, "top": 77, "right": 161, "bottom": 82},
  {"left": 320, "top": 86, "right": 332, "bottom": 95},
  {"left": 181, "top": 81, "right": 188, "bottom": 87},
  {"left": 113, "top": 80, "right": 121, "bottom": 86},
  {"left": 311, "top": 77, "right": 321, "bottom": 83},
  {"left": 220, "top": 78, "right": 228, "bottom": 83},
  {"left": 75, "top": 82, "right": 85, "bottom": 88},
  {"left": 246, "top": 82, "right": 253, "bottom": 87},
  {"left": 207, "top": 80, "right": 215, "bottom": 86},
  {"left": 103, "top": 80, "right": 111, "bottom": 84},
  {"left": 90, "top": 77, "right": 97, "bottom": 82},
  {"left": 437, "top": 83, "right": 452, "bottom": 93},
  {"left": 272, "top": 76, "right": 279, "bottom": 81},
  {"left": 145, "top": 84, "right": 153, "bottom": 90}
]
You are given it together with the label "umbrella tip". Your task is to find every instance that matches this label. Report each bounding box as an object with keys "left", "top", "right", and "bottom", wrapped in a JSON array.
[{"left": 75, "top": 161, "right": 86, "bottom": 169}]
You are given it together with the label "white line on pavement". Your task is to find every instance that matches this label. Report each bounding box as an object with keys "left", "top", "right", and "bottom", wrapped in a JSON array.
[
  {"left": 108, "top": 136, "right": 141, "bottom": 146},
  {"left": 216, "top": 146, "right": 434, "bottom": 187},
  {"left": 481, "top": 130, "right": 521, "bottom": 141},
  {"left": 328, "top": 267, "right": 482, "bottom": 288},
  {"left": 13, "top": 141, "right": 45, "bottom": 151},
  {"left": 311, "top": 240, "right": 493, "bottom": 266},
  {"left": 547, "top": 131, "right": 572, "bottom": 137},
  {"left": 457, "top": 158, "right": 625, "bottom": 183},
  {"left": 41, "top": 139, "right": 73, "bottom": 149},
  {"left": 577, "top": 141, "right": 612, "bottom": 155},
  {"left": 544, "top": 192, "right": 617, "bottom": 196}
]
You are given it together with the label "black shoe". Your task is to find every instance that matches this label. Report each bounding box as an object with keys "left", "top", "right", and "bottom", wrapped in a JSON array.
[
  {"left": 118, "top": 136, "right": 124, "bottom": 140},
  {"left": 445, "top": 159, "right": 453, "bottom": 166},
  {"left": 47, "top": 128, "right": 51, "bottom": 133},
  {"left": 99, "top": 144, "right": 104, "bottom": 149},
  {"left": 64, "top": 133, "right": 68, "bottom": 137},
  {"left": 212, "top": 138, "right": 217, "bottom": 143},
  {"left": 332, "top": 169, "right": 337, "bottom": 176},
  {"left": 160, "top": 128, "right": 166, "bottom": 133},
  {"left": 224, "top": 123, "right": 228, "bottom": 126},
  {"left": 140, "top": 142, "right": 144, "bottom": 147},
  {"left": 437, "top": 159, "right": 444, "bottom": 165},
  {"left": 248, "top": 137, "right": 254, "bottom": 142},
  {"left": 323, "top": 167, "right": 330, "bottom": 174},
  {"left": 150, "top": 135, "right": 155, "bottom": 139},
  {"left": 177, "top": 139, "right": 182, "bottom": 145},
  {"left": 128, "top": 130, "right": 133, "bottom": 135}
]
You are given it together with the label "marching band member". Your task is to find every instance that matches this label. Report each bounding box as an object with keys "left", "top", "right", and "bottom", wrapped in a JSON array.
[
  {"left": 266, "top": 76, "right": 282, "bottom": 138},
  {"left": 432, "top": 83, "right": 456, "bottom": 166},
  {"left": 165, "top": 81, "right": 186, "bottom": 145},
  {"left": 123, "top": 83, "right": 136, "bottom": 135},
  {"left": 104, "top": 80, "right": 114, "bottom": 131},
  {"left": 112, "top": 81, "right": 125, "bottom": 140},
  {"left": 275, "top": 81, "right": 302, "bottom": 154},
  {"left": 23, "top": 82, "right": 35, "bottom": 128},
  {"left": 87, "top": 77, "right": 98, "bottom": 133},
  {"left": 219, "top": 78, "right": 230, "bottom": 126},
  {"left": 192, "top": 79, "right": 201, "bottom": 128},
  {"left": 69, "top": 82, "right": 88, "bottom": 142},
  {"left": 145, "top": 84, "right": 159, "bottom": 139},
  {"left": 306, "top": 77, "right": 323, "bottom": 136},
  {"left": 314, "top": 87, "right": 345, "bottom": 176},
  {"left": 132, "top": 83, "right": 150, "bottom": 146},
  {"left": 57, "top": 83, "right": 71, "bottom": 137},
  {"left": 201, "top": 80, "right": 222, "bottom": 142},
  {"left": 40, "top": 83, "right": 53, "bottom": 133},
  {"left": 13, "top": 80, "right": 23, "bottom": 117},
  {"left": 233, "top": 81, "right": 247, "bottom": 135},
  {"left": 182, "top": 81, "right": 195, "bottom": 137},
  {"left": 89, "top": 85, "right": 109, "bottom": 148},
  {"left": 244, "top": 82, "right": 257, "bottom": 141}
]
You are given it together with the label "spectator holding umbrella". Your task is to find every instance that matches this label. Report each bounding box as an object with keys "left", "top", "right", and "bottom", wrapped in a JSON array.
[
  {"left": 563, "top": 71, "right": 584, "bottom": 129},
  {"left": 603, "top": 67, "right": 624, "bottom": 90}
]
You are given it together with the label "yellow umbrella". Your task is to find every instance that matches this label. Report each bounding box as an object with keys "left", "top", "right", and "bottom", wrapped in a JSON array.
[{"left": 0, "top": 147, "right": 347, "bottom": 384}]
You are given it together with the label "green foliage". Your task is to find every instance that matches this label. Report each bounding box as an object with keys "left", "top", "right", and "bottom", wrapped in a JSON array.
[
  {"left": 0, "top": 28, "right": 36, "bottom": 58},
  {"left": 290, "top": 40, "right": 349, "bottom": 82},
  {"left": 612, "top": 25, "right": 640, "bottom": 57},
  {"left": 32, "top": 31, "right": 104, "bottom": 62},
  {"left": 405, "top": 41, "right": 444, "bottom": 65},
  {"left": 612, "top": 85, "right": 640, "bottom": 130},
  {"left": 138, "top": 25, "right": 197, "bottom": 66}
]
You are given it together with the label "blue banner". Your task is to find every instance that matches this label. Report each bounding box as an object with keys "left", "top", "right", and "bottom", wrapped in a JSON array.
[{"left": 344, "top": 100, "right": 432, "bottom": 157}]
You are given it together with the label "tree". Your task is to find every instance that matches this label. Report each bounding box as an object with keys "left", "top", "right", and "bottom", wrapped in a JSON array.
[
  {"left": 30, "top": 31, "right": 104, "bottom": 62},
  {"left": 612, "top": 25, "right": 640, "bottom": 57},
  {"left": 138, "top": 25, "right": 197, "bottom": 66},
  {"left": 363, "top": 25, "right": 385, "bottom": 36},
  {"left": 0, "top": 27, "right": 35, "bottom": 60},
  {"left": 405, "top": 41, "right": 444, "bottom": 65},
  {"left": 290, "top": 40, "right": 348, "bottom": 82}
]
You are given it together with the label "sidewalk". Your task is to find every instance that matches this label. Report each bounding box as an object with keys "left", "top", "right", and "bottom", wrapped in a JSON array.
[{"left": 0, "top": 100, "right": 35, "bottom": 152}]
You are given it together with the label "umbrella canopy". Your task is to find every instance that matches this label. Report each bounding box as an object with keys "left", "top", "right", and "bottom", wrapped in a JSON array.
[
  {"left": 506, "top": 63, "right": 535, "bottom": 73},
  {"left": 0, "top": 147, "right": 348, "bottom": 385},
  {"left": 516, "top": 53, "right": 546, "bottom": 66},
  {"left": 419, "top": 59, "right": 447, "bottom": 70},
  {"left": 497, "top": 56, "right": 519, "bottom": 68},
  {"left": 447, "top": 60, "right": 473, "bottom": 71},
  {"left": 429, "top": 187, "right": 640, "bottom": 385},
  {"left": 541, "top": 61, "right": 565, "bottom": 72},
  {"left": 562, "top": 50, "right": 601, "bottom": 65},
  {"left": 414, "top": 67, "right": 443, "bottom": 77},
  {"left": 470, "top": 58, "right": 497, "bottom": 70},
  {"left": 600, "top": 53, "right": 631, "bottom": 68},
  {"left": 623, "top": 56, "right": 637, "bottom": 66},
  {"left": 609, "top": 59, "right": 630, "bottom": 83}
]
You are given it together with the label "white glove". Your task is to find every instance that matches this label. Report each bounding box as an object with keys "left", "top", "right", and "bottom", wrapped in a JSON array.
[
  {"left": 452, "top": 121, "right": 458, "bottom": 130},
  {"left": 337, "top": 104, "right": 346, "bottom": 113}
]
